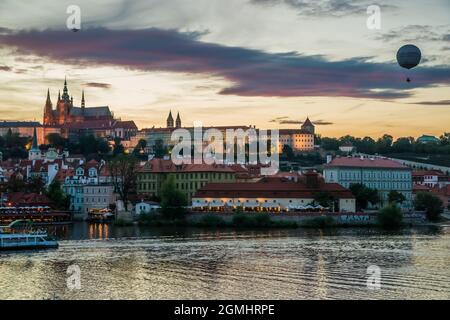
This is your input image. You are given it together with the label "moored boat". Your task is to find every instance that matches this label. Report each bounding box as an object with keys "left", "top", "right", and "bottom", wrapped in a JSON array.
[{"left": 0, "top": 220, "right": 58, "bottom": 251}]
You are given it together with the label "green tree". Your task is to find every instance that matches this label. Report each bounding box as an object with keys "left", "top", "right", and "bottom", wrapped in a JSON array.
[
  {"left": 376, "top": 134, "right": 393, "bottom": 154},
  {"left": 282, "top": 144, "right": 295, "bottom": 161},
  {"left": 313, "top": 191, "right": 335, "bottom": 209},
  {"left": 392, "top": 137, "right": 414, "bottom": 153},
  {"left": 77, "top": 134, "right": 110, "bottom": 156},
  {"left": 46, "top": 180, "right": 69, "bottom": 210},
  {"left": 377, "top": 204, "right": 403, "bottom": 229},
  {"left": 160, "top": 174, "right": 187, "bottom": 219},
  {"left": 28, "top": 176, "right": 45, "bottom": 194},
  {"left": 6, "top": 175, "right": 25, "bottom": 192},
  {"left": 388, "top": 190, "right": 406, "bottom": 204},
  {"left": 108, "top": 155, "right": 138, "bottom": 212},
  {"left": 414, "top": 192, "right": 443, "bottom": 222},
  {"left": 321, "top": 137, "right": 339, "bottom": 151},
  {"left": 154, "top": 139, "right": 168, "bottom": 158},
  {"left": 47, "top": 133, "right": 68, "bottom": 149},
  {"left": 113, "top": 137, "right": 125, "bottom": 156},
  {"left": 356, "top": 136, "right": 376, "bottom": 154},
  {"left": 349, "top": 183, "right": 380, "bottom": 210}
]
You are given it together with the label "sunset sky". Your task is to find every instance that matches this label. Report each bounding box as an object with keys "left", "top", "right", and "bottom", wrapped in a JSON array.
[{"left": 0, "top": 0, "right": 449, "bottom": 138}]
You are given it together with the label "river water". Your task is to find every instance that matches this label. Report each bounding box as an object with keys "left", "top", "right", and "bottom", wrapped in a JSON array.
[{"left": 1, "top": 223, "right": 449, "bottom": 300}]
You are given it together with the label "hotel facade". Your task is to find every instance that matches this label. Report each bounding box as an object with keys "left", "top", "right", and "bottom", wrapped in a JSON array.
[
  {"left": 192, "top": 173, "right": 356, "bottom": 213},
  {"left": 323, "top": 156, "right": 413, "bottom": 209}
]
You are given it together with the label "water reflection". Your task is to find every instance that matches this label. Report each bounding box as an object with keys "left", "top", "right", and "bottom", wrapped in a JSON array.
[{"left": 0, "top": 223, "right": 449, "bottom": 300}]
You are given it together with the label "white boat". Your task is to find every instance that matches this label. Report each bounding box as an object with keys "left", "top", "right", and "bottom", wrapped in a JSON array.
[{"left": 0, "top": 220, "right": 58, "bottom": 251}]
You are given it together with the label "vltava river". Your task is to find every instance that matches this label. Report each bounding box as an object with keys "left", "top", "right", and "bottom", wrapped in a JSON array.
[{"left": 1, "top": 223, "right": 449, "bottom": 299}]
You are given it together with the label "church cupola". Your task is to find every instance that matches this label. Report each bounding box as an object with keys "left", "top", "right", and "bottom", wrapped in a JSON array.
[
  {"left": 175, "top": 112, "right": 181, "bottom": 128},
  {"left": 167, "top": 110, "right": 174, "bottom": 128}
]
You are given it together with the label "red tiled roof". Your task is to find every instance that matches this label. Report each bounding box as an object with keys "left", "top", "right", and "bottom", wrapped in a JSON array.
[
  {"left": 412, "top": 170, "right": 445, "bottom": 177},
  {"left": 141, "top": 125, "right": 253, "bottom": 132},
  {"left": 66, "top": 120, "right": 115, "bottom": 130},
  {"left": 325, "top": 157, "right": 409, "bottom": 170},
  {"left": 56, "top": 168, "right": 74, "bottom": 182},
  {"left": 194, "top": 177, "right": 354, "bottom": 199},
  {"left": 114, "top": 120, "right": 138, "bottom": 130},
  {"left": 7, "top": 192, "right": 52, "bottom": 206},
  {"left": 21, "top": 159, "right": 64, "bottom": 172},
  {"left": 139, "top": 158, "right": 236, "bottom": 173}
]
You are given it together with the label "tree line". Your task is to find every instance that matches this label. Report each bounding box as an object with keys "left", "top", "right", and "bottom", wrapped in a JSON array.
[{"left": 317, "top": 132, "right": 450, "bottom": 155}]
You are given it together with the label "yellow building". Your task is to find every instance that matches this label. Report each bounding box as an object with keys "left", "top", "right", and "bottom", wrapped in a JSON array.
[
  {"left": 137, "top": 158, "right": 237, "bottom": 201},
  {"left": 278, "top": 117, "right": 315, "bottom": 153}
]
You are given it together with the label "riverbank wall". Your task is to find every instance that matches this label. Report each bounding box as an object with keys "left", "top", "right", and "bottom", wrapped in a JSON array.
[{"left": 186, "top": 211, "right": 427, "bottom": 226}]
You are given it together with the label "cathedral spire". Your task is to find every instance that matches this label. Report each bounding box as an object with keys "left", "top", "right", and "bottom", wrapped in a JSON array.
[
  {"left": 44, "top": 89, "right": 53, "bottom": 126},
  {"left": 175, "top": 112, "right": 181, "bottom": 128},
  {"left": 28, "top": 127, "right": 41, "bottom": 160},
  {"left": 46, "top": 89, "right": 51, "bottom": 104},
  {"left": 62, "top": 77, "right": 70, "bottom": 101},
  {"left": 167, "top": 110, "right": 174, "bottom": 128},
  {"left": 45, "top": 89, "right": 52, "bottom": 109},
  {"left": 31, "top": 127, "right": 38, "bottom": 150},
  {"left": 58, "top": 90, "right": 61, "bottom": 101},
  {"left": 81, "top": 90, "right": 85, "bottom": 110}
]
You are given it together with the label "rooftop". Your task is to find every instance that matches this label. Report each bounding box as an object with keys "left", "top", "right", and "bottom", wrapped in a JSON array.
[
  {"left": 139, "top": 158, "right": 236, "bottom": 173},
  {"left": 0, "top": 121, "right": 41, "bottom": 128},
  {"left": 324, "top": 157, "right": 410, "bottom": 170},
  {"left": 194, "top": 176, "right": 354, "bottom": 199}
]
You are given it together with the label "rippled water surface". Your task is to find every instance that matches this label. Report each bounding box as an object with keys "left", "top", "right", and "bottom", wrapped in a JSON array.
[{"left": 1, "top": 223, "right": 449, "bottom": 299}]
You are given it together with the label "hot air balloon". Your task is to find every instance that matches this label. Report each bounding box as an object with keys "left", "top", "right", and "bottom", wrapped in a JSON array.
[{"left": 396, "top": 44, "right": 421, "bottom": 83}]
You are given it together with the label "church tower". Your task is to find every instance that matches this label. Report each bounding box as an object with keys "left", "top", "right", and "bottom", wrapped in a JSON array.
[
  {"left": 167, "top": 111, "right": 174, "bottom": 128},
  {"left": 81, "top": 89, "right": 85, "bottom": 114},
  {"left": 301, "top": 117, "right": 315, "bottom": 135},
  {"left": 175, "top": 112, "right": 181, "bottom": 128},
  {"left": 61, "top": 77, "right": 70, "bottom": 102},
  {"left": 43, "top": 89, "right": 53, "bottom": 125},
  {"left": 56, "top": 77, "right": 73, "bottom": 125},
  {"left": 28, "top": 127, "right": 41, "bottom": 160}
]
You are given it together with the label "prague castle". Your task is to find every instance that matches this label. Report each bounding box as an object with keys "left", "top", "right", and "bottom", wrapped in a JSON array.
[{"left": 43, "top": 78, "right": 114, "bottom": 126}]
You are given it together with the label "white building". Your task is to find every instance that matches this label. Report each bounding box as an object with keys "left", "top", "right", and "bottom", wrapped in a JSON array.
[
  {"left": 135, "top": 201, "right": 161, "bottom": 215},
  {"left": 192, "top": 174, "right": 356, "bottom": 213},
  {"left": 412, "top": 170, "right": 449, "bottom": 188},
  {"left": 323, "top": 156, "right": 413, "bottom": 209},
  {"left": 63, "top": 159, "right": 116, "bottom": 219},
  {"left": 339, "top": 142, "right": 355, "bottom": 154}
]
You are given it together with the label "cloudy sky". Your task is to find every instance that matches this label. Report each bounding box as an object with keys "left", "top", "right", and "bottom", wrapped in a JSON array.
[{"left": 0, "top": 0, "right": 449, "bottom": 138}]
